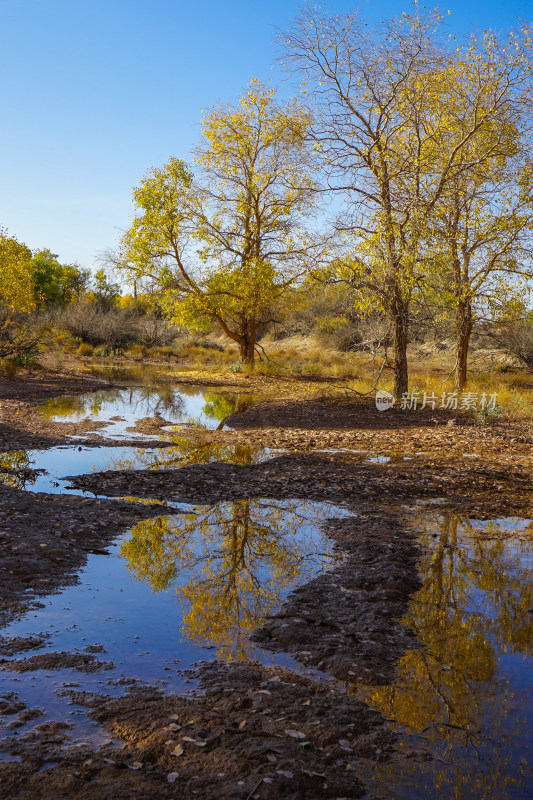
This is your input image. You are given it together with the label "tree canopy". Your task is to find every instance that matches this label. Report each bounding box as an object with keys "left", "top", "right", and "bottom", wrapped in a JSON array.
[
  {"left": 0, "top": 228, "right": 34, "bottom": 312},
  {"left": 31, "top": 249, "right": 90, "bottom": 307},
  {"left": 116, "top": 81, "right": 322, "bottom": 365},
  {"left": 281, "top": 7, "right": 533, "bottom": 394}
]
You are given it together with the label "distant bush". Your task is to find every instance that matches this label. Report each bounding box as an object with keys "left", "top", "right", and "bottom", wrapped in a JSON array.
[
  {"left": 44, "top": 302, "right": 178, "bottom": 349},
  {"left": 94, "top": 345, "right": 114, "bottom": 357},
  {"left": 0, "top": 358, "right": 19, "bottom": 379},
  {"left": 126, "top": 344, "right": 148, "bottom": 360},
  {"left": 0, "top": 305, "right": 42, "bottom": 367},
  {"left": 492, "top": 320, "right": 533, "bottom": 370},
  {"left": 133, "top": 315, "right": 177, "bottom": 347},
  {"left": 15, "top": 350, "right": 39, "bottom": 369},
  {"left": 314, "top": 319, "right": 363, "bottom": 352},
  {"left": 492, "top": 362, "right": 512, "bottom": 373},
  {"left": 152, "top": 345, "right": 177, "bottom": 359}
]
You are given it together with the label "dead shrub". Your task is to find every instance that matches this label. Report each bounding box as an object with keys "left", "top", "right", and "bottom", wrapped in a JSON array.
[
  {"left": 45, "top": 302, "right": 178, "bottom": 349},
  {"left": 488, "top": 320, "right": 533, "bottom": 370}
]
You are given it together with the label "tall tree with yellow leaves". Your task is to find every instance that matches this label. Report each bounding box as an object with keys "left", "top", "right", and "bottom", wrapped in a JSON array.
[
  {"left": 281, "top": 6, "right": 533, "bottom": 396},
  {"left": 116, "top": 81, "right": 321, "bottom": 366},
  {"left": 427, "top": 35, "right": 533, "bottom": 390}
]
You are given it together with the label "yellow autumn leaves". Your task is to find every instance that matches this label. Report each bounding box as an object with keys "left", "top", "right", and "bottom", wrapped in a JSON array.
[
  {"left": 116, "top": 81, "right": 321, "bottom": 366},
  {"left": 0, "top": 228, "right": 35, "bottom": 312}
]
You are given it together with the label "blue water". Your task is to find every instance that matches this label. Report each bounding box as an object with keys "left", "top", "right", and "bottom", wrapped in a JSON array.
[
  {"left": 37, "top": 384, "right": 257, "bottom": 439},
  {"left": 0, "top": 499, "right": 349, "bottom": 750},
  {"left": 0, "top": 443, "right": 284, "bottom": 497},
  {"left": 356, "top": 513, "right": 533, "bottom": 800}
]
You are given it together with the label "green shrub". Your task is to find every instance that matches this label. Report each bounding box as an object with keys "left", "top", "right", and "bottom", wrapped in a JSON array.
[
  {"left": 492, "top": 363, "right": 512, "bottom": 373},
  {"left": 475, "top": 403, "right": 504, "bottom": 425},
  {"left": 15, "top": 350, "right": 39, "bottom": 369},
  {"left": 94, "top": 345, "right": 114, "bottom": 357}
]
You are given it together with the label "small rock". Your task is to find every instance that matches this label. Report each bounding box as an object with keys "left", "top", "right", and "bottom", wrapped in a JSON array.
[{"left": 285, "top": 729, "right": 305, "bottom": 739}]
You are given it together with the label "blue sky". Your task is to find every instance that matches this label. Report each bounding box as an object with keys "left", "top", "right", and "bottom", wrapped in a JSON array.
[{"left": 1, "top": 0, "right": 532, "bottom": 270}]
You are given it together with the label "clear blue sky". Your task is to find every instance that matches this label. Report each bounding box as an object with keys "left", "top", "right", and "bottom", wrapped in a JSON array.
[{"left": 1, "top": 0, "right": 532, "bottom": 271}]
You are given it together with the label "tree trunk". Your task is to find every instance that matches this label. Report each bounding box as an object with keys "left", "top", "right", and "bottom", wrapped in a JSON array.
[
  {"left": 454, "top": 299, "right": 472, "bottom": 392},
  {"left": 392, "top": 301, "right": 409, "bottom": 399},
  {"left": 239, "top": 323, "right": 256, "bottom": 369}
]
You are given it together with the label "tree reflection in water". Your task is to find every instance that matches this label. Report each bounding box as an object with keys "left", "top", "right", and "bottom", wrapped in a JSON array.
[
  {"left": 0, "top": 450, "right": 37, "bottom": 490},
  {"left": 356, "top": 513, "right": 533, "bottom": 799},
  {"left": 39, "top": 386, "right": 187, "bottom": 422},
  {"left": 121, "top": 500, "right": 342, "bottom": 660},
  {"left": 37, "top": 385, "right": 260, "bottom": 430},
  {"left": 114, "top": 438, "right": 263, "bottom": 473}
]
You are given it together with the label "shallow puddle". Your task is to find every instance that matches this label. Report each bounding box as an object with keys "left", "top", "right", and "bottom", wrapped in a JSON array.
[
  {"left": 356, "top": 513, "right": 533, "bottom": 800},
  {"left": 0, "top": 380, "right": 273, "bottom": 497},
  {"left": 0, "top": 442, "right": 283, "bottom": 497},
  {"left": 0, "top": 499, "right": 348, "bottom": 751},
  {"left": 38, "top": 384, "right": 261, "bottom": 439},
  {"left": 0, "top": 446, "right": 162, "bottom": 496},
  {"left": 366, "top": 455, "right": 412, "bottom": 464},
  {"left": 4, "top": 370, "right": 531, "bottom": 788}
]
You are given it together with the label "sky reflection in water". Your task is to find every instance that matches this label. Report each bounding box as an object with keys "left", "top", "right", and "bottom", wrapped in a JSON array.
[
  {"left": 357, "top": 513, "right": 533, "bottom": 800},
  {"left": 37, "top": 383, "right": 260, "bottom": 438},
  {"left": 0, "top": 384, "right": 270, "bottom": 496},
  {"left": 0, "top": 499, "right": 346, "bottom": 747}
]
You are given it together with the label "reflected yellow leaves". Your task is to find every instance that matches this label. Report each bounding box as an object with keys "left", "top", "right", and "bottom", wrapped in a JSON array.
[
  {"left": 121, "top": 500, "right": 337, "bottom": 659},
  {"left": 38, "top": 385, "right": 259, "bottom": 434},
  {"left": 39, "top": 385, "right": 187, "bottom": 422},
  {"left": 0, "top": 451, "right": 37, "bottom": 490},
  {"left": 201, "top": 391, "right": 259, "bottom": 428},
  {"left": 38, "top": 394, "right": 90, "bottom": 420},
  {"left": 358, "top": 513, "right": 533, "bottom": 799},
  {"left": 114, "top": 438, "right": 261, "bottom": 474}
]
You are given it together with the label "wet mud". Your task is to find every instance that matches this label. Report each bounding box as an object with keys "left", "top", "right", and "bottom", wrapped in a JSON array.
[
  {"left": 65, "top": 446, "right": 533, "bottom": 517},
  {"left": 0, "top": 370, "right": 531, "bottom": 799},
  {"left": 0, "top": 486, "right": 167, "bottom": 629}
]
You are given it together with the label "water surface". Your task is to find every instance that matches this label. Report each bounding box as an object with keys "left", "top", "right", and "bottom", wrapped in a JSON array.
[
  {"left": 38, "top": 384, "right": 260, "bottom": 438},
  {"left": 0, "top": 499, "right": 348, "bottom": 749},
  {"left": 356, "top": 513, "right": 533, "bottom": 800},
  {"left": 0, "top": 442, "right": 283, "bottom": 497}
]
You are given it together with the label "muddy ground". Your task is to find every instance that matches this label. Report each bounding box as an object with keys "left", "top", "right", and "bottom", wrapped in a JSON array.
[{"left": 0, "top": 370, "right": 531, "bottom": 799}]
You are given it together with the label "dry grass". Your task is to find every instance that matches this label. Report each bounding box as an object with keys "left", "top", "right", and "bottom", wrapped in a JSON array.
[
  {"left": 152, "top": 346, "right": 178, "bottom": 359},
  {"left": 50, "top": 327, "right": 532, "bottom": 420},
  {"left": 253, "top": 338, "right": 363, "bottom": 380},
  {"left": 363, "top": 360, "right": 533, "bottom": 421},
  {"left": 125, "top": 344, "right": 149, "bottom": 360},
  {"left": 75, "top": 342, "right": 94, "bottom": 357},
  {"left": 417, "top": 370, "right": 533, "bottom": 421}
]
